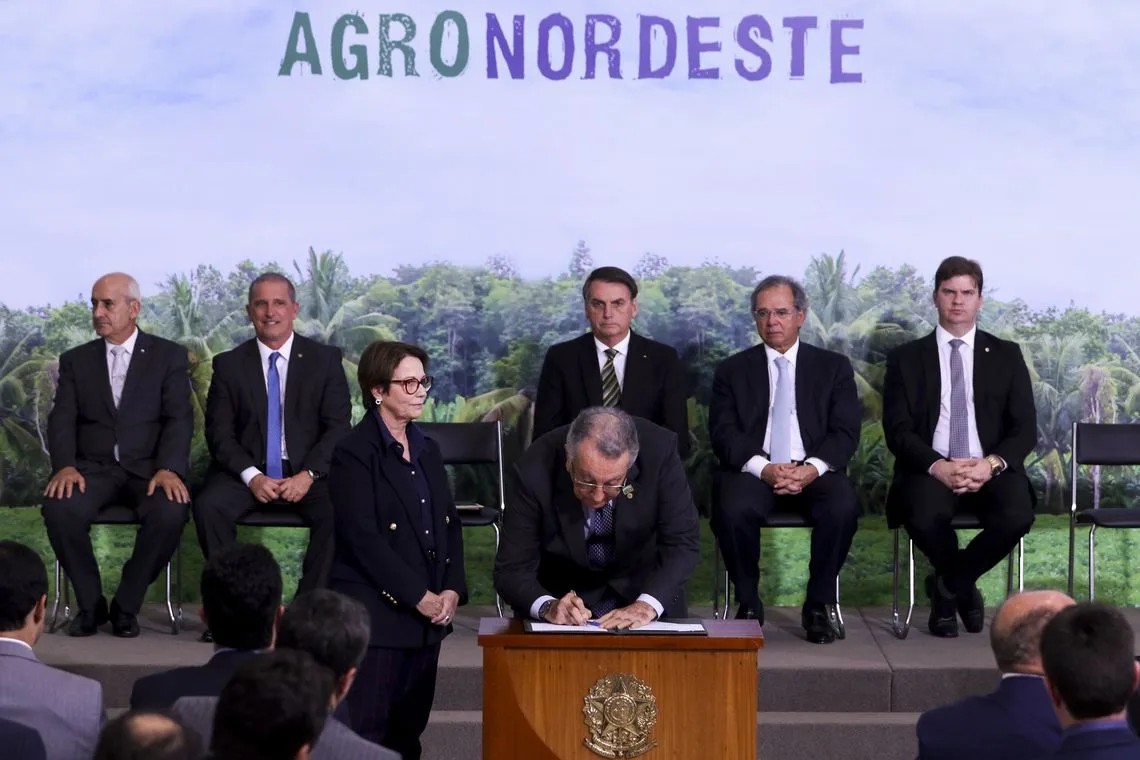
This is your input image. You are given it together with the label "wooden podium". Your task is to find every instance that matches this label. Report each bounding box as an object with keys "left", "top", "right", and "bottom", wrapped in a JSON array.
[{"left": 478, "top": 618, "right": 764, "bottom": 760}]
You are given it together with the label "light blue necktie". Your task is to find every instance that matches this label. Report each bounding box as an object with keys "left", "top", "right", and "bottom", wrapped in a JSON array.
[
  {"left": 266, "top": 352, "right": 283, "bottom": 479},
  {"left": 948, "top": 339, "right": 969, "bottom": 458},
  {"left": 770, "top": 355, "right": 792, "bottom": 464}
]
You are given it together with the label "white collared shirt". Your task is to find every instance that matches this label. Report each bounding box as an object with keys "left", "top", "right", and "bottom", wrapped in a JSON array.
[
  {"left": 104, "top": 327, "right": 140, "bottom": 380},
  {"left": 742, "top": 340, "right": 830, "bottom": 480},
  {"left": 0, "top": 636, "right": 34, "bottom": 652},
  {"left": 240, "top": 332, "right": 295, "bottom": 486},
  {"left": 931, "top": 324, "right": 984, "bottom": 459},
  {"left": 594, "top": 332, "right": 631, "bottom": 390}
]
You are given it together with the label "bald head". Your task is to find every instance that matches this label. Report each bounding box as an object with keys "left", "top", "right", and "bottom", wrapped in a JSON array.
[
  {"left": 990, "top": 590, "right": 1075, "bottom": 674},
  {"left": 90, "top": 272, "right": 142, "bottom": 344},
  {"left": 94, "top": 711, "right": 201, "bottom": 760}
]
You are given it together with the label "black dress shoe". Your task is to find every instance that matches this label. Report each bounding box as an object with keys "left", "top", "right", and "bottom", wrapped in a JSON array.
[
  {"left": 925, "top": 575, "right": 959, "bottom": 639},
  {"left": 735, "top": 602, "right": 764, "bottom": 626},
  {"left": 200, "top": 629, "right": 214, "bottom": 644},
  {"left": 68, "top": 596, "right": 109, "bottom": 637},
  {"left": 957, "top": 585, "right": 985, "bottom": 633},
  {"left": 802, "top": 605, "right": 836, "bottom": 644},
  {"left": 109, "top": 598, "right": 140, "bottom": 638}
]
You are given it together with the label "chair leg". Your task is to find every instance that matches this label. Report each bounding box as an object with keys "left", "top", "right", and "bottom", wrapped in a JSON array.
[
  {"left": 711, "top": 540, "right": 722, "bottom": 619},
  {"left": 890, "top": 528, "right": 913, "bottom": 639},
  {"left": 492, "top": 522, "right": 504, "bottom": 618},
  {"left": 1005, "top": 547, "right": 1015, "bottom": 598},
  {"left": 832, "top": 575, "right": 846, "bottom": 639},
  {"left": 164, "top": 559, "right": 177, "bottom": 635},
  {"left": 176, "top": 541, "right": 184, "bottom": 631},
  {"left": 1018, "top": 537, "right": 1025, "bottom": 593},
  {"left": 1088, "top": 525, "right": 1097, "bottom": 601},
  {"left": 49, "top": 560, "right": 63, "bottom": 633}
]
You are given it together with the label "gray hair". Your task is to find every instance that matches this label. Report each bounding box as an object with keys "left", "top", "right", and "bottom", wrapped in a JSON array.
[
  {"left": 248, "top": 272, "right": 297, "bottom": 304},
  {"left": 565, "top": 407, "right": 640, "bottom": 463},
  {"left": 990, "top": 603, "right": 1062, "bottom": 673},
  {"left": 751, "top": 275, "right": 808, "bottom": 314}
]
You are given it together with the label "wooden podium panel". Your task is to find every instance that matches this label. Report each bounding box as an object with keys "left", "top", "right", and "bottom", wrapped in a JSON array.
[{"left": 478, "top": 619, "right": 764, "bottom": 760}]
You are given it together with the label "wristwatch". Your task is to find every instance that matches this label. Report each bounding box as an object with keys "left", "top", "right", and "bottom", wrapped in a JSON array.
[
  {"left": 306, "top": 469, "right": 324, "bottom": 481},
  {"left": 537, "top": 599, "right": 556, "bottom": 621},
  {"left": 984, "top": 455, "right": 1004, "bottom": 477}
]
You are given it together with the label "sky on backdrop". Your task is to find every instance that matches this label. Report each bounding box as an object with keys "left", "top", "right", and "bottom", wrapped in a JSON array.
[{"left": 2, "top": 0, "right": 1139, "bottom": 312}]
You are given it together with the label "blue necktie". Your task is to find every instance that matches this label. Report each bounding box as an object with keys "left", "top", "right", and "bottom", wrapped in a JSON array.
[
  {"left": 770, "top": 355, "right": 792, "bottom": 464},
  {"left": 587, "top": 501, "right": 615, "bottom": 569},
  {"left": 948, "top": 339, "right": 969, "bottom": 458},
  {"left": 266, "top": 351, "right": 283, "bottom": 479}
]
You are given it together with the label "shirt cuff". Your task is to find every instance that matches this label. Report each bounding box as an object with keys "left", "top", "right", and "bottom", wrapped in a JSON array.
[
  {"left": 240, "top": 467, "right": 263, "bottom": 487},
  {"left": 805, "top": 457, "right": 829, "bottom": 478},
  {"left": 743, "top": 455, "right": 770, "bottom": 479},
  {"left": 530, "top": 595, "right": 556, "bottom": 621},
  {"left": 636, "top": 594, "right": 663, "bottom": 619}
]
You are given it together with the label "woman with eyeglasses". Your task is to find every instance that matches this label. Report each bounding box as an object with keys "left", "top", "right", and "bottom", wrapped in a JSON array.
[{"left": 326, "top": 340, "right": 467, "bottom": 760}]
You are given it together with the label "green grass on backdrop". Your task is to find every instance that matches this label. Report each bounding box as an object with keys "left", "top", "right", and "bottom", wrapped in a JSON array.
[{"left": 1, "top": 510, "right": 1133, "bottom": 607}]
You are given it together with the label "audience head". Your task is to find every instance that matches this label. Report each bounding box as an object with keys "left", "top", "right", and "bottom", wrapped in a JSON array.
[
  {"left": 358, "top": 340, "right": 431, "bottom": 425},
  {"left": 989, "top": 590, "right": 1074, "bottom": 675},
  {"left": 211, "top": 649, "right": 335, "bottom": 760},
  {"left": 0, "top": 540, "right": 49, "bottom": 642},
  {"left": 932, "top": 256, "right": 984, "bottom": 335},
  {"left": 94, "top": 711, "right": 202, "bottom": 760},
  {"left": 582, "top": 266, "right": 639, "bottom": 347},
  {"left": 750, "top": 275, "right": 807, "bottom": 354},
  {"left": 91, "top": 272, "right": 142, "bottom": 344},
  {"left": 199, "top": 543, "right": 283, "bottom": 651},
  {"left": 1040, "top": 602, "right": 1140, "bottom": 726},
  {"left": 277, "top": 589, "right": 371, "bottom": 706},
  {"left": 246, "top": 272, "right": 299, "bottom": 350},
  {"left": 565, "top": 407, "right": 640, "bottom": 510}
]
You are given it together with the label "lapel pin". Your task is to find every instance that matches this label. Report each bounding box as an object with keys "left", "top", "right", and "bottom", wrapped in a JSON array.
[
  {"left": 984, "top": 347, "right": 990, "bottom": 353},
  {"left": 296, "top": 353, "right": 303, "bottom": 359}
]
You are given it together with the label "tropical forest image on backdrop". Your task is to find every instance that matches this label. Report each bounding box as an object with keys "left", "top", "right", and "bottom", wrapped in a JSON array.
[{"left": 3, "top": 1, "right": 1140, "bottom": 607}]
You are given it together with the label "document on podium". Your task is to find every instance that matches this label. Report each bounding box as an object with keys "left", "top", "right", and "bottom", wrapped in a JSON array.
[{"left": 524, "top": 621, "right": 707, "bottom": 635}]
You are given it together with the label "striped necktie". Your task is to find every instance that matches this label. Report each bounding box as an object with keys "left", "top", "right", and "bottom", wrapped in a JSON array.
[{"left": 601, "top": 348, "right": 621, "bottom": 407}]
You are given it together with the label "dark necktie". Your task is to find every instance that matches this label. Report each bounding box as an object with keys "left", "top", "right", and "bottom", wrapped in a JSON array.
[
  {"left": 948, "top": 339, "right": 969, "bottom": 458},
  {"left": 266, "top": 351, "right": 283, "bottom": 478},
  {"left": 601, "top": 348, "right": 621, "bottom": 407}
]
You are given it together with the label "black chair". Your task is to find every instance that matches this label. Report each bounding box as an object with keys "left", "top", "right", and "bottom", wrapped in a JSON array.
[
  {"left": 1067, "top": 422, "right": 1140, "bottom": 600},
  {"left": 419, "top": 420, "right": 506, "bottom": 617},
  {"left": 888, "top": 512, "right": 1023, "bottom": 640},
  {"left": 49, "top": 505, "right": 185, "bottom": 635},
  {"left": 712, "top": 509, "right": 847, "bottom": 638}
]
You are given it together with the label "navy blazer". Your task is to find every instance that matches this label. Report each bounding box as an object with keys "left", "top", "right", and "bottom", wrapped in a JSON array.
[
  {"left": 1048, "top": 725, "right": 1140, "bottom": 759},
  {"left": 916, "top": 675, "right": 1062, "bottom": 760},
  {"left": 0, "top": 716, "right": 46, "bottom": 760},
  {"left": 129, "top": 650, "right": 260, "bottom": 711},
  {"left": 328, "top": 412, "right": 467, "bottom": 649},
  {"left": 709, "top": 341, "right": 862, "bottom": 473}
]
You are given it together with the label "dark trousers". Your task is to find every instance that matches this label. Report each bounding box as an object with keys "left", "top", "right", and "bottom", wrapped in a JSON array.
[
  {"left": 346, "top": 644, "right": 441, "bottom": 760},
  {"left": 897, "top": 470, "right": 1034, "bottom": 595},
  {"left": 712, "top": 469, "right": 859, "bottom": 609},
  {"left": 191, "top": 465, "right": 332, "bottom": 594},
  {"left": 42, "top": 467, "right": 188, "bottom": 614}
]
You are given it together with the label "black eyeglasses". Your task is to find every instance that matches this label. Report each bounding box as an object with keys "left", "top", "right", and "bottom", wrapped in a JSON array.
[
  {"left": 569, "top": 466, "right": 631, "bottom": 497},
  {"left": 392, "top": 376, "right": 433, "bottom": 394},
  {"left": 752, "top": 308, "right": 798, "bottom": 322}
]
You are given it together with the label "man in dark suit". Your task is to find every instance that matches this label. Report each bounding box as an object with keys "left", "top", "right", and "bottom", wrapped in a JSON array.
[
  {"left": 129, "top": 543, "right": 284, "bottom": 710},
  {"left": 1038, "top": 603, "right": 1140, "bottom": 759},
  {"left": 0, "top": 716, "right": 46, "bottom": 760},
  {"left": 916, "top": 589, "right": 1073, "bottom": 759},
  {"left": 532, "top": 266, "right": 690, "bottom": 459},
  {"left": 495, "top": 406, "right": 700, "bottom": 630},
  {"left": 192, "top": 273, "right": 351, "bottom": 641},
  {"left": 883, "top": 256, "right": 1037, "bottom": 638},
  {"left": 42, "top": 272, "right": 193, "bottom": 638},
  {"left": 709, "top": 275, "right": 861, "bottom": 644}
]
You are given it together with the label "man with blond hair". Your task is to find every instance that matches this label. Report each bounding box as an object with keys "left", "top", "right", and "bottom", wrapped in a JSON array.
[{"left": 916, "top": 590, "right": 1074, "bottom": 759}]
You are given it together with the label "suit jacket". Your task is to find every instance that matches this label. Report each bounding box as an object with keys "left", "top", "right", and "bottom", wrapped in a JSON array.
[
  {"left": 0, "top": 639, "right": 104, "bottom": 760},
  {"left": 205, "top": 334, "right": 351, "bottom": 479},
  {"left": 1047, "top": 725, "right": 1140, "bottom": 759},
  {"left": 916, "top": 675, "right": 1062, "bottom": 760},
  {"left": 172, "top": 696, "right": 401, "bottom": 760},
  {"left": 46, "top": 330, "right": 193, "bottom": 481},
  {"left": 708, "top": 342, "right": 862, "bottom": 474},
  {"left": 129, "top": 649, "right": 260, "bottom": 711},
  {"left": 533, "top": 331, "right": 690, "bottom": 459},
  {"left": 494, "top": 417, "right": 701, "bottom": 618},
  {"left": 328, "top": 413, "right": 468, "bottom": 649},
  {"left": 882, "top": 330, "right": 1036, "bottom": 522},
  {"left": 0, "top": 716, "right": 46, "bottom": 760}
]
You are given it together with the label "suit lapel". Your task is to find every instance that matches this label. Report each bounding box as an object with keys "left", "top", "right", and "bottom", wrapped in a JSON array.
[
  {"left": 749, "top": 348, "right": 771, "bottom": 447},
  {"left": 611, "top": 458, "right": 641, "bottom": 564},
  {"left": 117, "top": 331, "right": 153, "bottom": 413},
  {"left": 86, "top": 339, "right": 117, "bottom": 418},
  {"left": 242, "top": 340, "right": 268, "bottom": 438},
  {"left": 619, "top": 333, "right": 647, "bottom": 414},
  {"left": 372, "top": 416, "right": 432, "bottom": 557},
  {"left": 284, "top": 335, "right": 305, "bottom": 440},
  {"left": 577, "top": 334, "right": 604, "bottom": 407},
  {"left": 554, "top": 470, "right": 589, "bottom": 567},
  {"left": 973, "top": 331, "right": 993, "bottom": 442},
  {"left": 922, "top": 333, "right": 941, "bottom": 435},
  {"left": 793, "top": 344, "right": 813, "bottom": 448}
]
